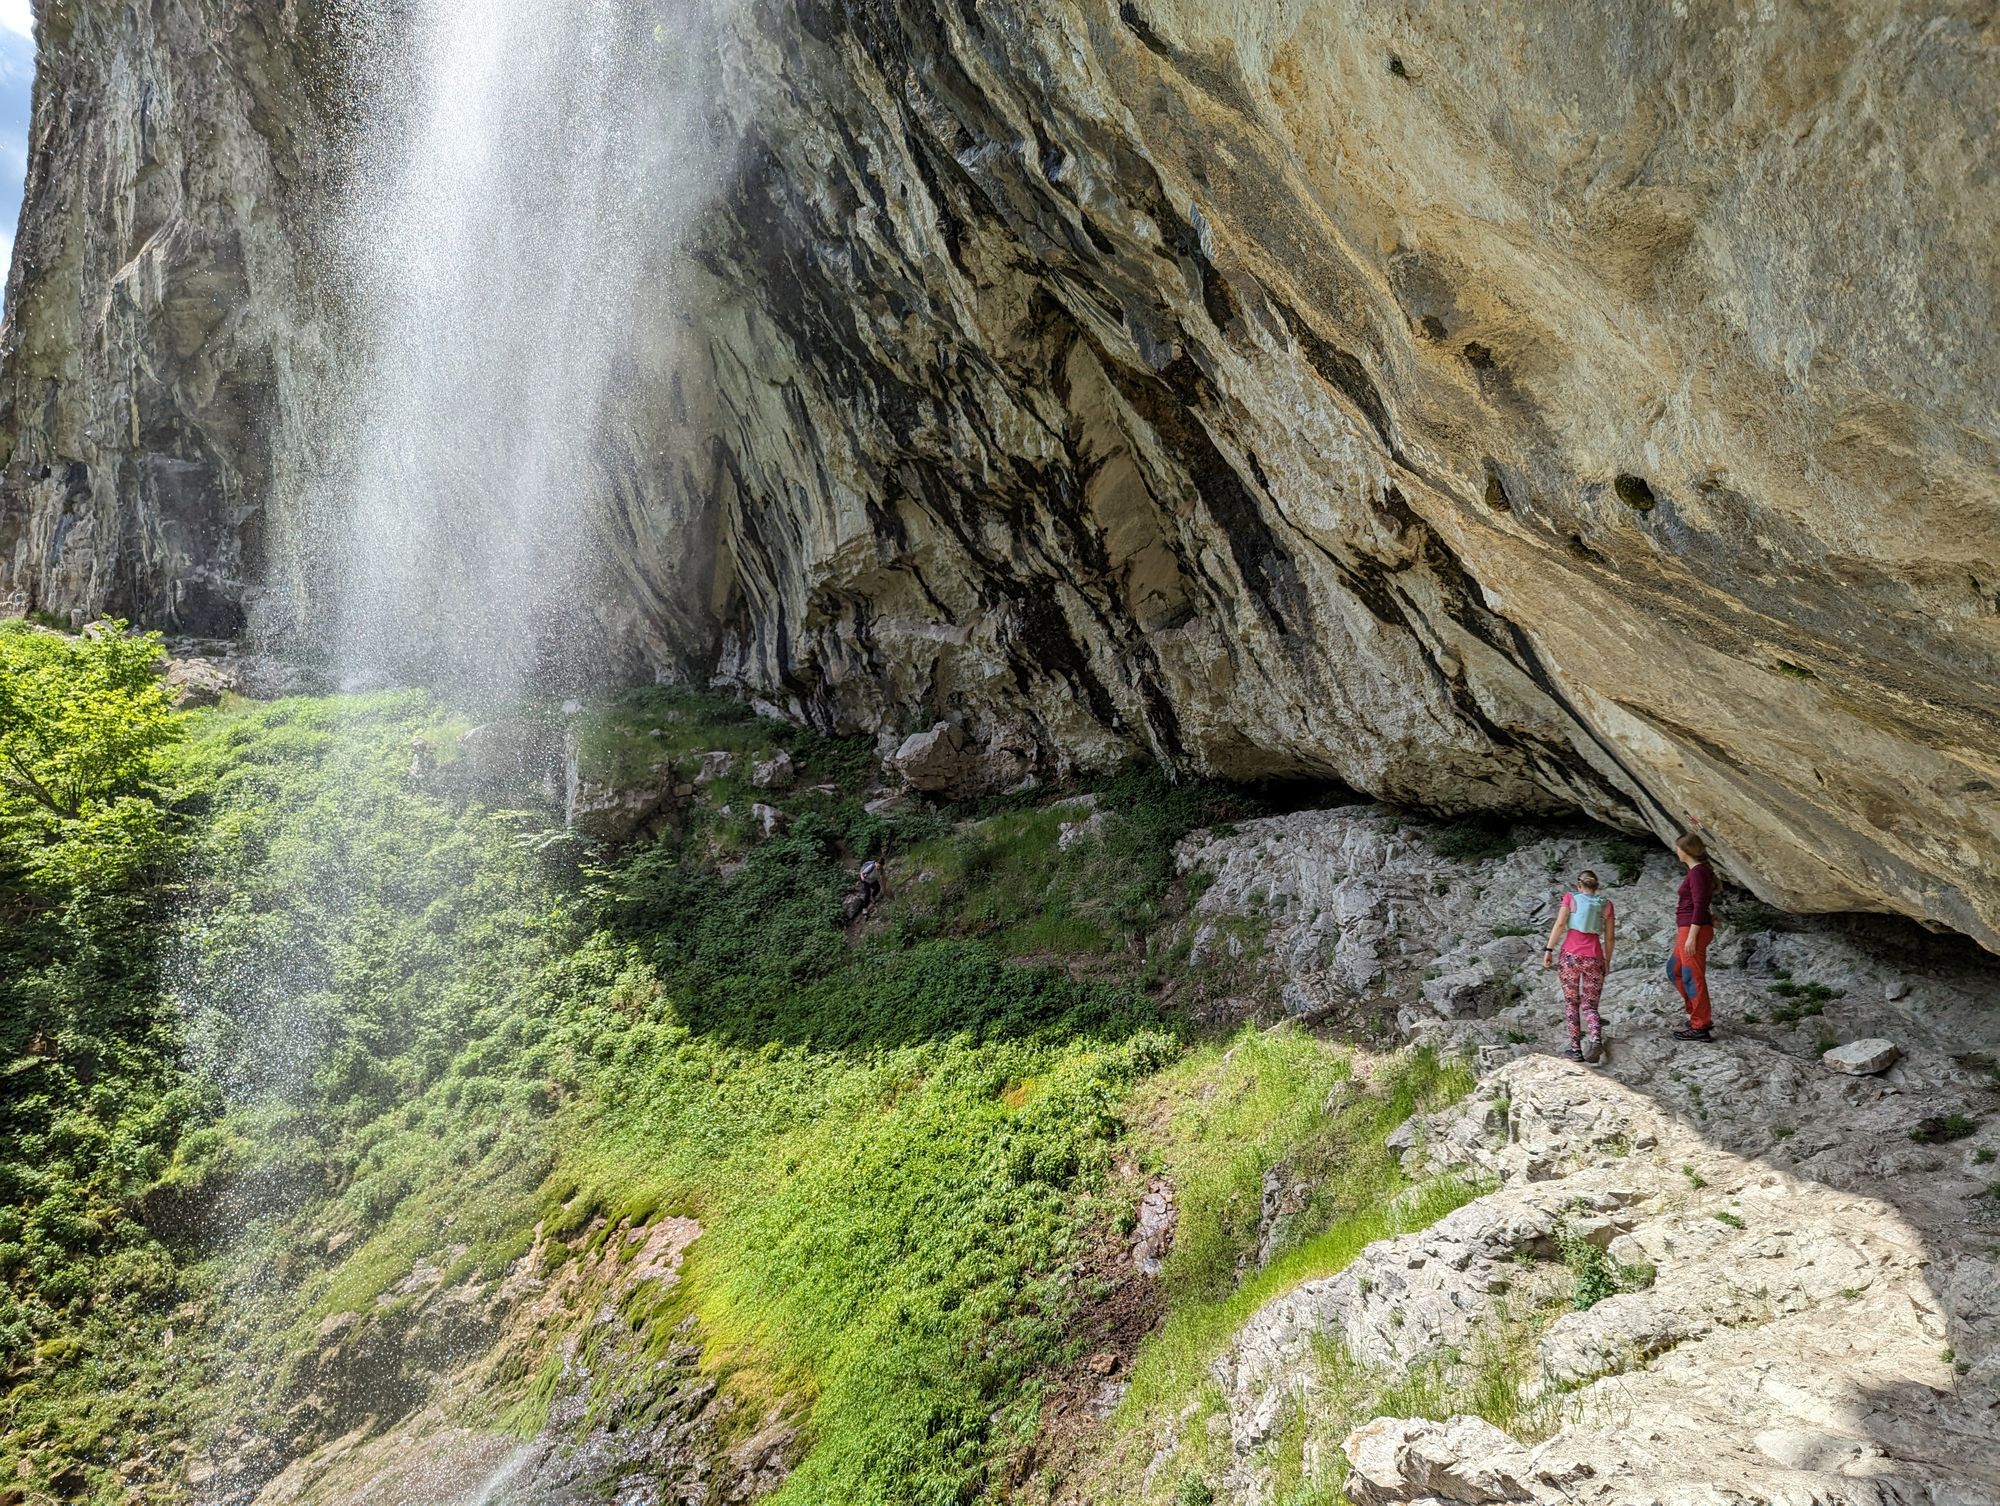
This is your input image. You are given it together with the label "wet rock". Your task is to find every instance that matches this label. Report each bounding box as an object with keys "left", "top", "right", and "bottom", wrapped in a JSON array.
[
  {"left": 1823, "top": 1038, "right": 1901, "bottom": 1076},
  {"left": 8, "top": 0, "right": 2000, "bottom": 950}
]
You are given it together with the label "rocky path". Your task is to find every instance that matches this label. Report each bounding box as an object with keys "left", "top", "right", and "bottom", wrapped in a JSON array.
[{"left": 1178, "top": 807, "right": 2000, "bottom": 1505}]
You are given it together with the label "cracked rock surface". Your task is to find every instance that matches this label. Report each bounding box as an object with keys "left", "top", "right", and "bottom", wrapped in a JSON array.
[{"left": 1180, "top": 808, "right": 2000, "bottom": 1506}]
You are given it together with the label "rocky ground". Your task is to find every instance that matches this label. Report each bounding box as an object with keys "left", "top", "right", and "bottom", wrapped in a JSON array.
[{"left": 1165, "top": 806, "right": 2000, "bottom": 1505}]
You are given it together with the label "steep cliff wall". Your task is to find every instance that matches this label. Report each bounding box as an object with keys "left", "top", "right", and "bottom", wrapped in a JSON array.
[
  {"left": 0, "top": 0, "right": 342, "bottom": 635},
  {"left": 692, "top": 0, "right": 2000, "bottom": 945},
  {"left": 2, "top": 0, "right": 1997, "bottom": 946}
]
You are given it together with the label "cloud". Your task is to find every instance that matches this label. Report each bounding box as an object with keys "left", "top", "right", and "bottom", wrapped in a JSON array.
[{"left": 0, "top": 2, "right": 30, "bottom": 41}]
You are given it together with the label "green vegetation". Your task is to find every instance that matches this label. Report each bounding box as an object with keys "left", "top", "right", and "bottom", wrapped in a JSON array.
[
  {"left": 0, "top": 623, "right": 203, "bottom": 1502},
  {"left": 1600, "top": 838, "right": 1648, "bottom": 886},
  {"left": 6, "top": 652, "right": 1484, "bottom": 1506},
  {"left": 1427, "top": 818, "right": 1517, "bottom": 863},
  {"left": 1556, "top": 1221, "right": 1654, "bottom": 1311},
  {"left": 1909, "top": 1113, "right": 1980, "bottom": 1145},
  {"left": 1767, "top": 978, "right": 1841, "bottom": 1018}
]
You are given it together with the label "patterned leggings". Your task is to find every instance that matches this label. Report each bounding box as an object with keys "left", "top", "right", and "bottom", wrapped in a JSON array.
[{"left": 1558, "top": 951, "right": 1605, "bottom": 1042}]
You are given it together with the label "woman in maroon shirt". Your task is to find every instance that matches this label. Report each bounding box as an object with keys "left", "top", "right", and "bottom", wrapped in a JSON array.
[{"left": 1668, "top": 832, "right": 1717, "bottom": 1040}]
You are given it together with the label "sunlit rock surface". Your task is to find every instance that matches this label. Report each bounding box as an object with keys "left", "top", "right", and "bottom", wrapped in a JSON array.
[{"left": 3, "top": 0, "right": 1998, "bottom": 945}]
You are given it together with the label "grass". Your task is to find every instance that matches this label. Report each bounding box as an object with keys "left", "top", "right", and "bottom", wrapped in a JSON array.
[
  {"left": 1557, "top": 1220, "right": 1654, "bottom": 1310},
  {"left": 1112, "top": 1034, "right": 1478, "bottom": 1430},
  {"left": 1600, "top": 839, "right": 1648, "bottom": 886},
  {"left": 0, "top": 677, "right": 1359, "bottom": 1506},
  {"left": 1191, "top": 1285, "right": 1571, "bottom": 1504}
]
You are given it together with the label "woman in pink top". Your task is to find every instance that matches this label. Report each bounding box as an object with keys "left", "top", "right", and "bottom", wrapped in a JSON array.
[{"left": 1542, "top": 870, "right": 1615, "bottom": 1062}]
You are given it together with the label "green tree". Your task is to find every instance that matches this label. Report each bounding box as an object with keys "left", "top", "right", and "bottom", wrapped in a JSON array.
[
  {"left": 0, "top": 621, "right": 180, "bottom": 892},
  {"left": 0, "top": 620, "right": 198, "bottom": 1493}
]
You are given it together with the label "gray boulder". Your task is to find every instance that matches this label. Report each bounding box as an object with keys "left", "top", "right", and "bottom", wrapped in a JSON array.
[{"left": 1822, "top": 1039, "right": 1901, "bottom": 1076}]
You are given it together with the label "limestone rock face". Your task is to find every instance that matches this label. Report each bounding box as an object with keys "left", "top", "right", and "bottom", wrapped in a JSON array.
[
  {"left": 1178, "top": 808, "right": 2000, "bottom": 1506},
  {"left": 686, "top": 0, "right": 2000, "bottom": 948},
  {"left": 4, "top": 0, "right": 1999, "bottom": 947},
  {"left": 0, "top": 0, "right": 340, "bottom": 636}
]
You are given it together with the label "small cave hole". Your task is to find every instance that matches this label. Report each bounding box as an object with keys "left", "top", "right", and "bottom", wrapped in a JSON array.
[
  {"left": 1774, "top": 661, "right": 1818, "bottom": 681},
  {"left": 1462, "top": 342, "right": 1495, "bottom": 370},
  {"left": 1419, "top": 314, "right": 1447, "bottom": 341},
  {"left": 1388, "top": 54, "right": 1413, "bottom": 79},
  {"left": 1613, "top": 473, "right": 1657, "bottom": 511},
  {"left": 1481, "top": 461, "right": 1512, "bottom": 511}
]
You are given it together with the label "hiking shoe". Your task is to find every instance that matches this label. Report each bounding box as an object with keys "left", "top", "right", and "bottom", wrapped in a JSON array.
[
  {"left": 1672, "top": 1025, "right": 1715, "bottom": 1042},
  {"left": 1582, "top": 1035, "right": 1604, "bottom": 1064},
  {"left": 1563, "top": 1042, "right": 1585, "bottom": 1060}
]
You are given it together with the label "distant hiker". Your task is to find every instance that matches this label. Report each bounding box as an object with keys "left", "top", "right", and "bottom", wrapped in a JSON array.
[
  {"left": 856, "top": 858, "right": 887, "bottom": 912},
  {"left": 1668, "top": 832, "right": 1717, "bottom": 1041},
  {"left": 1543, "top": 870, "right": 1614, "bottom": 1062}
]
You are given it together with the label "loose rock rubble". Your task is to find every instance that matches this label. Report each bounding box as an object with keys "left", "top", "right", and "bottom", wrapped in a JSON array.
[{"left": 1178, "top": 806, "right": 2000, "bottom": 1505}]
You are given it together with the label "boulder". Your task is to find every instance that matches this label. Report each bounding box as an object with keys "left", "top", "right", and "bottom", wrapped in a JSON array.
[
  {"left": 161, "top": 656, "right": 235, "bottom": 708},
  {"left": 751, "top": 803, "right": 786, "bottom": 840},
  {"left": 1130, "top": 1178, "right": 1176, "bottom": 1277},
  {"left": 888, "top": 721, "right": 1034, "bottom": 797},
  {"left": 1058, "top": 810, "right": 1107, "bottom": 851},
  {"left": 750, "top": 749, "right": 794, "bottom": 790},
  {"left": 1342, "top": 1415, "right": 1536, "bottom": 1506},
  {"left": 694, "top": 750, "right": 735, "bottom": 787},
  {"left": 1822, "top": 1039, "right": 1901, "bottom": 1076}
]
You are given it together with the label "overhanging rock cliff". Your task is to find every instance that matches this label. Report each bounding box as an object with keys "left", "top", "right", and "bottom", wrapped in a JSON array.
[
  {"left": 691, "top": 0, "right": 2000, "bottom": 946},
  {"left": 1, "top": 0, "right": 1996, "bottom": 946}
]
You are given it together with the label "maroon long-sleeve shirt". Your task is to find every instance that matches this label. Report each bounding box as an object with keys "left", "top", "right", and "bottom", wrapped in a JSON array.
[{"left": 1677, "top": 860, "right": 1716, "bottom": 927}]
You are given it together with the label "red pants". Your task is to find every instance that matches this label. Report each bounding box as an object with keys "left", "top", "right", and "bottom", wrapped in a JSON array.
[{"left": 1668, "top": 925, "right": 1713, "bottom": 1030}]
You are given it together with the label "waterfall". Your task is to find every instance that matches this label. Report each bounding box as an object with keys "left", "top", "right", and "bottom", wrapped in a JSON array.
[
  {"left": 287, "top": 0, "right": 726, "bottom": 699},
  {"left": 174, "top": 7, "right": 733, "bottom": 1500}
]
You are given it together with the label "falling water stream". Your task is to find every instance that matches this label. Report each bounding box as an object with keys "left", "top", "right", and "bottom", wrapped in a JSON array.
[
  {"left": 186, "top": 4, "right": 731, "bottom": 1500},
  {"left": 288, "top": 0, "right": 724, "bottom": 697}
]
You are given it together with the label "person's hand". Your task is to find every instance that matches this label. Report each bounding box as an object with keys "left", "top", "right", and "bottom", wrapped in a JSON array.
[{"left": 1542, "top": 948, "right": 1556, "bottom": 971}]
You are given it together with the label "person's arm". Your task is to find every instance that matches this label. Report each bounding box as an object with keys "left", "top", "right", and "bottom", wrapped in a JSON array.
[
  {"left": 1543, "top": 898, "right": 1571, "bottom": 970},
  {"left": 1603, "top": 902, "right": 1616, "bottom": 967}
]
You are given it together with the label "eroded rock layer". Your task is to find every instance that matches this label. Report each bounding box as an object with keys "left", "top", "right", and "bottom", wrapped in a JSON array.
[{"left": 3, "top": 0, "right": 1998, "bottom": 944}]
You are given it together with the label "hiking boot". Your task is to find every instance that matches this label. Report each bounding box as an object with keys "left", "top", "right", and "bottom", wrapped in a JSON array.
[
  {"left": 1563, "top": 1041, "right": 1585, "bottom": 1060},
  {"left": 1582, "top": 1035, "right": 1604, "bottom": 1064},
  {"left": 1672, "top": 1025, "right": 1715, "bottom": 1042}
]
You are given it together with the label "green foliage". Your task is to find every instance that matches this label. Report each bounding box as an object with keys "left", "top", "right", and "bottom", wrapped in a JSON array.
[
  {"left": 1600, "top": 838, "right": 1648, "bottom": 886},
  {"left": 1427, "top": 818, "right": 1518, "bottom": 862},
  {"left": 5, "top": 688, "right": 1269, "bottom": 1506},
  {"left": 1555, "top": 1221, "right": 1654, "bottom": 1311},
  {"left": 1176, "top": 1474, "right": 1216, "bottom": 1506},
  {"left": 0, "top": 623, "right": 200, "bottom": 1503},
  {"left": 1113, "top": 1034, "right": 1478, "bottom": 1428},
  {"left": 889, "top": 770, "right": 1267, "bottom": 964},
  {"left": 1763, "top": 976, "right": 1841, "bottom": 1026},
  {"left": 0, "top": 675, "right": 1514, "bottom": 1506},
  {"left": 1712, "top": 1210, "right": 1746, "bottom": 1229},
  {"left": 1909, "top": 1113, "right": 1979, "bottom": 1145}
]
